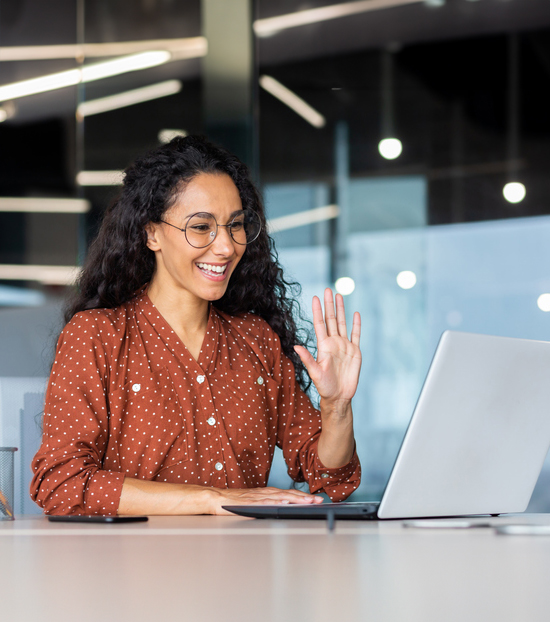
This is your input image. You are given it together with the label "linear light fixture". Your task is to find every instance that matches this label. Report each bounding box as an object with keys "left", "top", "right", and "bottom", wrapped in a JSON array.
[
  {"left": 267, "top": 204, "right": 339, "bottom": 232},
  {"left": 0, "top": 197, "right": 90, "bottom": 213},
  {"left": 0, "top": 37, "right": 207, "bottom": 61},
  {"left": 259, "top": 75, "right": 326, "bottom": 128},
  {"left": 77, "top": 80, "right": 182, "bottom": 117},
  {"left": 0, "top": 264, "right": 80, "bottom": 286},
  {"left": 0, "top": 51, "right": 171, "bottom": 102},
  {"left": 254, "top": 0, "right": 423, "bottom": 36},
  {"left": 76, "top": 171, "right": 124, "bottom": 186}
]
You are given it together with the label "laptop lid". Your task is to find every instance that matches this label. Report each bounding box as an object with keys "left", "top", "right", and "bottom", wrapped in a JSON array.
[{"left": 377, "top": 331, "right": 550, "bottom": 519}]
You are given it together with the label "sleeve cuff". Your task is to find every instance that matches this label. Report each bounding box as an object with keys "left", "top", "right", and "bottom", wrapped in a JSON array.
[
  {"left": 309, "top": 449, "right": 361, "bottom": 501},
  {"left": 83, "top": 470, "right": 126, "bottom": 516}
]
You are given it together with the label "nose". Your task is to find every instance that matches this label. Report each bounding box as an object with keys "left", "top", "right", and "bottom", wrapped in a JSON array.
[{"left": 211, "top": 224, "right": 235, "bottom": 256}]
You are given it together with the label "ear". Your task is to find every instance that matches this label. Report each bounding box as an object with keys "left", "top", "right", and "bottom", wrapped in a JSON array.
[{"left": 145, "top": 222, "right": 162, "bottom": 251}]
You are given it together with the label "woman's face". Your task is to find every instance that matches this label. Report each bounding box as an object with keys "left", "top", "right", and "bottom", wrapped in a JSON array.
[{"left": 146, "top": 172, "right": 247, "bottom": 304}]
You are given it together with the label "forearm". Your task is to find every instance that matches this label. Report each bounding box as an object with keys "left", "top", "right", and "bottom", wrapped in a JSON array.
[
  {"left": 118, "top": 478, "right": 322, "bottom": 516},
  {"left": 118, "top": 477, "right": 216, "bottom": 515},
  {"left": 317, "top": 398, "right": 355, "bottom": 468}
]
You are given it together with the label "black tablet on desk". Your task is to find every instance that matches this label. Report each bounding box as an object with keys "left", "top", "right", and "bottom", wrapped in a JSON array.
[{"left": 48, "top": 515, "right": 148, "bottom": 523}]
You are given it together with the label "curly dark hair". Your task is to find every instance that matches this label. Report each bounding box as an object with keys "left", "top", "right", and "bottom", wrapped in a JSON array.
[{"left": 65, "top": 135, "right": 312, "bottom": 390}]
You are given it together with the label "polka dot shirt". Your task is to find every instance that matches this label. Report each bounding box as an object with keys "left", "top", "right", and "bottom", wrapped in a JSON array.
[{"left": 30, "top": 290, "right": 361, "bottom": 515}]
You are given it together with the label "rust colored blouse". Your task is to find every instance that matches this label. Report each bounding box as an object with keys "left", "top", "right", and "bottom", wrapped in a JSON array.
[{"left": 30, "top": 291, "right": 361, "bottom": 515}]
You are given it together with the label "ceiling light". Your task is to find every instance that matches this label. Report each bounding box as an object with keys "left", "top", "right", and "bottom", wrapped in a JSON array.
[
  {"left": 0, "top": 37, "right": 207, "bottom": 61},
  {"left": 0, "top": 51, "right": 171, "bottom": 103},
  {"left": 537, "top": 294, "right": 550, "bottom": 312},
  {"left": 424, "top": 0, "right": 445, "bottom": 6},
  {"left": 0, "top": 264, "right": 79, "bottom": 286},
  {"left": 267, "top": 205, "right": 339, "bottom": 233},
  {"left": 335, "top": 277, "right": 356, "bottom": 296},
  {"left": 503, "top": 182, "right": 526, "bottom": 204},
  {"left": 378, "top": 138, "right": 403, "bottom": 159},
  {"left": 254, "top": 0, "right": 423, "bottom": 36},
  {"left": 77, "top": 80, "right": 182, "bottom": 117},
  {"left": 0, "top": 197, "right": 90, "bottom": 213},
  {"left": 0, "top": 68, "right": 80, "bottom": 101},
  {"left": 396, "top": 270, "right": 417, "bottom": 289},
  {"left": 76, "top": 171, "right": 124, "bottom": 186},
  {"left": 0, "top": 101, "right": 15, "bottom": 122},
  {"left": 158, "top": 129, "right": 188, "bottom": 143},
  {"left": 80, "top": 51, "right": 170, "bottom": 82},
  {"left": 259, "top": 75, "right": 326, "bottom": 128}
]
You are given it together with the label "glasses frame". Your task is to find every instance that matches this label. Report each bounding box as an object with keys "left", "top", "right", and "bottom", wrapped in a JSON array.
[{"left": 159, "top": 209, "right": 261, "bottom": 249}]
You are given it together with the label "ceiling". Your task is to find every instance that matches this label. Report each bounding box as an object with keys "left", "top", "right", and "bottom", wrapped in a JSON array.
[{"left": 1, "top": 0, "right": 550, "bottom": 123}]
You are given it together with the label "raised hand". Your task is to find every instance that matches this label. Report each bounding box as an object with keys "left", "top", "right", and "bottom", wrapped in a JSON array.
[{"left": 294, "top": 288, "right": 361, "bottom": 405}]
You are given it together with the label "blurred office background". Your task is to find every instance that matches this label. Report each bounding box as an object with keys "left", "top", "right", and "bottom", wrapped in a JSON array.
[{"left": 2, "top": 0, "right": 550, "bottom": 513}]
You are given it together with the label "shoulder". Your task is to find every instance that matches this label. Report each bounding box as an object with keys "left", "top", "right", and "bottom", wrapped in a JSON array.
[{"left": 60, "top": 304, "right": 131, "bottom": 348}]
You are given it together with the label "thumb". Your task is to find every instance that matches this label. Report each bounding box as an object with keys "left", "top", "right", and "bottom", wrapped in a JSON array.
[{"left": 293, "top": 345, "right": 318, "bottom": 376}]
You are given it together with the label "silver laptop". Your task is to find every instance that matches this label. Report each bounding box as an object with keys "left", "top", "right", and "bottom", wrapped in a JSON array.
[{"left": 224, "top": 331, "right": 550, "bottom": 520}]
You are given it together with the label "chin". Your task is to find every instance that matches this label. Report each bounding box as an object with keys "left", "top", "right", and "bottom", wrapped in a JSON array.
[{"left": 201, "top": 286, "right": 229, "bottom": 302}]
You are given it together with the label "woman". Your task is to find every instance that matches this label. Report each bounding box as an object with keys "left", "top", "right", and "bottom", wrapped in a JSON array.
[{"left": 30, "top": 135, "right": 362, "bottom": 516}]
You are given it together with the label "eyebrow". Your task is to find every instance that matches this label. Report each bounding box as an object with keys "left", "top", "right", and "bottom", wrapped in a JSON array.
[
  {"left": 177, "top": 208, "right": 245, "bottom": 224},
  {"left": 192, "top": 209, "right": 244, "bottom": 219}
]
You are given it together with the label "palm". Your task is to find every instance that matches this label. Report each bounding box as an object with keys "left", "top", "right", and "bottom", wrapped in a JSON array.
[{"left": 295, "top": 290, "right": 361, "bottom": 402}]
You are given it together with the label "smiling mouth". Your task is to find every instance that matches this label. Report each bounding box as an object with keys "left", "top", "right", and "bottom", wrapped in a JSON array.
[{"left": 196, "top": 262, "right": 229, "bottom": 277}]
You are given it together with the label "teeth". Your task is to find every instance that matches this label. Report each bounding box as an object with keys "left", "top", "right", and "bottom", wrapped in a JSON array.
[{"left": 197, "top": 262, "right": 227, "bottom": 274}]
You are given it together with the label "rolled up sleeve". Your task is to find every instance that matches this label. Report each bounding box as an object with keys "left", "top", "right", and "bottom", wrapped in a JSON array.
[{"left": 30, "top": 313, "right": 124, "bottom": 515}]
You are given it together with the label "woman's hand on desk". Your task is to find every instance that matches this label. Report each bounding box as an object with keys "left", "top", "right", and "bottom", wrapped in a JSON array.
[
  {"left": 118, "top": 478, "right": 323, "bottom": 516},
  {"left": 208, "top": 486, "right": 324, "bottom": 516}
]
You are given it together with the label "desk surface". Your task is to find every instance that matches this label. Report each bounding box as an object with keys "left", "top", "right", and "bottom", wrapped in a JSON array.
[{"left": 2, "top": 514, "right": 550, "bottom": 622}]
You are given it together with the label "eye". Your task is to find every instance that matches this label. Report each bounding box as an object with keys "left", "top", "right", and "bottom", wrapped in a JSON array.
[
  {"left": 229, "top": 220, "right": 244, "bottom": 231},
  {"left": 186, "top": 213, "right": 216, "bottom": 234},
  {"left": 190, "top": 223, "right": 212, "bottom": 233}
]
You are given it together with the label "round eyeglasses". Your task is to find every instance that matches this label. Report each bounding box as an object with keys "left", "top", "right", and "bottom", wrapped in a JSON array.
[{"left": 160, "top": 209, "right": 262, "bottom": 249}]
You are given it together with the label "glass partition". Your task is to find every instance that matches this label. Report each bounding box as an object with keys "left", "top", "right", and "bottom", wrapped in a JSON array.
[{"left": 257, "top": 4, "right": 550, "bottom": 505}]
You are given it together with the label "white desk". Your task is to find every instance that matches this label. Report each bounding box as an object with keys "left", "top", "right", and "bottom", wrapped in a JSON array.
[{"left": 2, "top": 514, "right": 550, "bottom": 622}]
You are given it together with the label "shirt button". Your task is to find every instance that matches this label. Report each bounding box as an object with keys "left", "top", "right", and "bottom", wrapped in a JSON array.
[
  {"left": 214, "top": 462, "right": 223, "bottom": 471},
  {"left": 197, "top": 375, "right": 205, "bottom": 384},
  {"left": 256, "top": 376, "right": 264, "bottom": 385},
  {"left": 321, "top": 473, "right": 330, "bottom": 479},
  {"left": 207, "top": 417, "right": 216, "bottom": 426},
  {"left": 132, "top": 384, "right": 141, "bottom": 392}
]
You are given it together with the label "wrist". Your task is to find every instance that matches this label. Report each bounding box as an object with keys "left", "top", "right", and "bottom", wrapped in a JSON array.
[
  {"left": 320, "top": 397, "right": 353, "bottom": 420},
  {"left": 196, "top": 486, "right": 219, "bottom": 515}
]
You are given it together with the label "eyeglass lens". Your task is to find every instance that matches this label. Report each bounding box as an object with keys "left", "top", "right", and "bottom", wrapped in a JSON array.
[{"left": 185, "top": 210, "right": 261, "bottom": 248}]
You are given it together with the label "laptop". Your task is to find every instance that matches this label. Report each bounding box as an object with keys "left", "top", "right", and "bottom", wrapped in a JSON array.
[{"left": 224, "top": 331, "right": 550, "bottom": 521}]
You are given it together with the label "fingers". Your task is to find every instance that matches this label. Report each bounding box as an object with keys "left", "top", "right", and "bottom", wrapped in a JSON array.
[
  {"left": 323, "top": 289, "right": 339, "bottom": 337},
  {"left": 262, "top": 488, "right": 323, "bottom": 505},
  {"left": 335, "top": 292, "right": 348, "bottom": 338},
  {"left": 311, "top": 295, "right": 327, "bottom": 342},
  {"left": 350, "top": 311, "right": 361, "bottom": 346},
  {"left": 217, "top": 487, "right": 324, "bottom": 514},
  {"left": 311, "top": 288, "right": 361, "bottom": 347}
]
